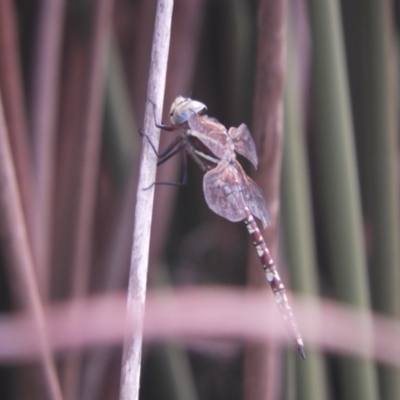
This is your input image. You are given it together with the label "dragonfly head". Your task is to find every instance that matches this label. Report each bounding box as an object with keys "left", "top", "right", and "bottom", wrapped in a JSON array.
[{"left": 170, "top": 96, "right": 207, "bottom": 126}]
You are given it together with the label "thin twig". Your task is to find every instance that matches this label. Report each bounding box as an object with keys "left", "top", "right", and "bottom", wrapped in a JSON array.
[
  {"left": 119, "top": 1, "right": 174, "bottom": 399},
  {"left": 1, "top": 289, "right": 400, "bottom": 368},
  {"left": 0, "top": 0, "right": 33, "bottom": 240},
  {"left": 70, "top": 0, "right": 114, "bottom": 304},
  {"left": 79, "top": 36, "right": 139, "bottom": 400},
  {"left": 0, "top": 90, "right": 63, "bottom": 400},
  {"left": 51, "top": 12, "right": 89, "bottom": 299}
]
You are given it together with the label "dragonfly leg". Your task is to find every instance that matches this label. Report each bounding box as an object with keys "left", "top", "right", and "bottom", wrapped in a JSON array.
[
  {"left": 143, "top": 144, "right": 188, "bottom": 190},
  {"left": 157, "top": 143, "right": 184, "bottom": 166},
  {"left": 140, "top": 130, "right": 182, "bottom": 160}
]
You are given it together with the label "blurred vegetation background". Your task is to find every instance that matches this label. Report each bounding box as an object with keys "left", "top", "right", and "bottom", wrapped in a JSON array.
[{"left": 0, "top": 0, "right": 399, "bottom": 400}]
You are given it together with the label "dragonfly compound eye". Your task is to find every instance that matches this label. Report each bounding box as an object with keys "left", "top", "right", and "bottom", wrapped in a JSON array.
[{"left": 169, "top": 96, "right": 207, "bottom": 126}]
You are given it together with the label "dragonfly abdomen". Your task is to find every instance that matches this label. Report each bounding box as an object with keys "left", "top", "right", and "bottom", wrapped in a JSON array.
[{"left": 243, "top": 208, "right": 305, "bottom": 359}]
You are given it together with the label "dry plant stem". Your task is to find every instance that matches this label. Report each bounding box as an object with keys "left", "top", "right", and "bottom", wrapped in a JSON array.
[
  {"left": 0, "top": 91, "right": 63, "bottom": 400},
  {"left": 31, "top": 0, "right": 66, "bottom": 297},
  {"left": 120, "top": 1, "right": 174, "bottom": 399},
  {"left": 79, "top": 42, "right": 139, "bottom": 400},
  {"left": 70, "top": 0, "right": 114, "bottom": 298},
  {"left": 130, "top": 0, "right": 158, "bottom": 122},
  {"left": 51, "top": 20, "right": 88, "bottom": 298},
  {"left": 2, "top": 290, "right": 400, "bottom": 368},
  {"left": 245, "top": 1, "right": 288, "bottom": 400},
  {"left": 63, "top": 1, "right": 114, "bottom": 399},
  {"left": 0, "top": 0, "right": 33, "bottom": 237}
]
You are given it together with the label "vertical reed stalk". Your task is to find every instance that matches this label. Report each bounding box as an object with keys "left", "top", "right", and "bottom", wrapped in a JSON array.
[
  {"left": 0, "top": 90, "right": 63, "bottom": 400},
  {"left": 0, "top": 0, "right": 33, "bottom": 239},
  {"left": 119, "top": 1, "right": 174, "bottom": 400},
  {"left": 30, "top": 0, "right": 66, "bottom": 297},
  {"left": 281, "top": 4, "right": 328, "bottom": 399},
  {"left": 244, "top": 1, "right": 287, "bottom": 399},
  {"left": 63, "top": 1, "right": 114, "bottom": 399},
  {"left": 307, "top": 0, "right": 379, "bottom": 399}
]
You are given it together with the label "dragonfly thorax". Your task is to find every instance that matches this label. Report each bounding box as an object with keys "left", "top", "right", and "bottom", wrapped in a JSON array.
[
  {"left": 170, "top": 96, "right": 207, "bottom": 126},
  {"left": 185, "top": 134, "right": 221, "bottom": 170}
]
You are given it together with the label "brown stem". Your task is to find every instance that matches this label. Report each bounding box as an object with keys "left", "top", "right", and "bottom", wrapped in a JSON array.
[
  {"left": 244, "top": 0, "right": 288, "bottom": 399},
  {"left": 63, "top": 1, "right": 115, "bottom": 399},
  {"left": 30, "top": 0, "right": 66, "bottom": 298},
  {"left": 0, "top": 90, "right": 63, "bottom": 400},
  {"left": 0, "top": 0, "right": 33, "bottom": 242}
]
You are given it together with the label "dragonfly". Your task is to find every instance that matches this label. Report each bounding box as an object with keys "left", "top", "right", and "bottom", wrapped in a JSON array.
[{"left": 147, "top": 96, "right": 305, "bottom": 359}]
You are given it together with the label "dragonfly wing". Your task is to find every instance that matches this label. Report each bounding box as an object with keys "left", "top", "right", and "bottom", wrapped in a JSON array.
[
  {"left": 228, "top": 124, "right": 258, "bottom": 168},
  {"left": 203, "top": 160, "right": 247, "bottom": 222},
  {"left": 243, "top": 175, "right": 270, "bottom": 228}
]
